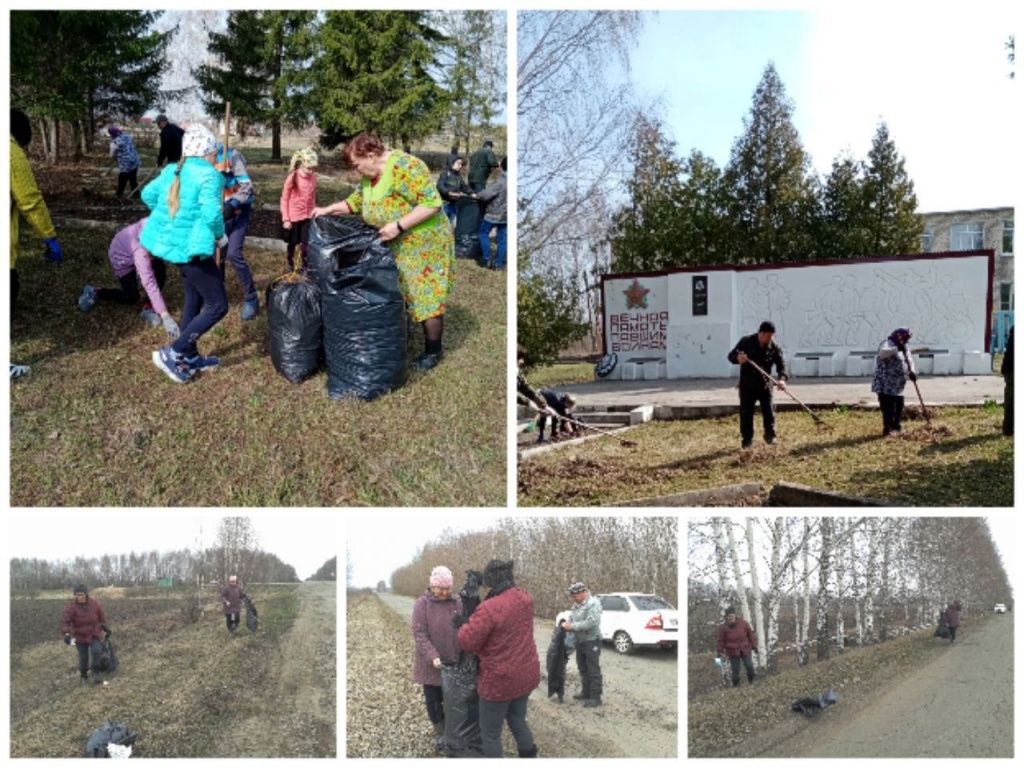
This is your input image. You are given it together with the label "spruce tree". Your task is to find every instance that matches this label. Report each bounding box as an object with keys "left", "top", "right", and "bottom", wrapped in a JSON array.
[
  {"left": 312, "top": 11, "right": 451, "bottom": 151},
  {"left": 818, "top": 151, "right": 869, "bottom": 259},
  {"left": 861, "top": 121, "right": 923, "bottom": 256},
  {"left": 724, "top": 62, "right": 817, "bottom": 264}
]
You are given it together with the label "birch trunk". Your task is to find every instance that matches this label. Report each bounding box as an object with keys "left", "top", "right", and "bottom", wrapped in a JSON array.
[
  {"left": 767, "top": 518, "right": 785, "bottom": 672},
  {"left": 816, "top": 516, "right": 832, "bottom": 661},
  {"left": 864, "top": 518, "right": 878, "bottom": 644},
  {"left": 711, "top": 517, "right": 731, "bottom": 616},
  {"left": 726, "top": 519, "right": 750, "bottom": 621},
  {"left": 745, "top": 518, "right": 765, "bottom": 670},
  {"left": 800, "top": 517, "right": 812, "bottom": 665}
]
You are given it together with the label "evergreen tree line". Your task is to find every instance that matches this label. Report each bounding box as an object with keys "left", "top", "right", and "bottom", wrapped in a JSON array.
[
  {"left": 610, "top": 63, "right": 923, "bottom": 272},
  {"left": 11, "top": 9, "right": 505, "bottom": 162},
  {"left": 688, "top": 517, "right": 1011, "bottom": 672},
  {"left": 390, "top": 517, "right": 677, "bottom": 619}
]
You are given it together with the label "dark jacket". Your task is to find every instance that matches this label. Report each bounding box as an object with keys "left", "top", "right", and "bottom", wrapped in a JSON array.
[
  {"left": 717, "top": 618, "right": 757, "bottom": 658},
  {"left": 1003, "top": 326, "right": 1014, "bottom": 375},
  {"left": 457, "top": 586, "right": 541, "bottom": 702},
  {"left": 468, "top": 146, "right": 499, "bottom": 186},
  {"left": 157, "top": 122, "right": 185, "bottom": 166},
  {"left": 61, "top": 597, "right": 108, "bottom": 644},
  {"left": 517, "top": 371, "right": 543, "bottom": 408},
  {"left": 437, "top": 160, "right": 471, "bottom": 202},
  {"left": 221, "top": 584, "right": 245, "bottom": 615},
  {"left": 728, "top": 333, "right": 788, "bottom": 392},
  {"left": 540, "top": 388, "right": 571, "bottom": 417},
  {"left": 945, "top": 603, "right": 961, "bottom": 628},
  {"left": 412, "top": 588, "right": 462, "bottom": 686}
]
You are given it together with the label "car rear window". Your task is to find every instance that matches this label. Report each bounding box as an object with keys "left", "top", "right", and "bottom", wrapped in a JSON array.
[{"left": 631, "top": 595, "right": 674, "bottom": 611}]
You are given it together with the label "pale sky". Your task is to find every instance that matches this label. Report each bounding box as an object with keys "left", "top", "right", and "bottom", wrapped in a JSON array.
[
  {"left": 629, "top": 6, "right": 1018, "bottom": 212},
  {"left": 7, "top": 513, "right": 338, "bottom": 581}
]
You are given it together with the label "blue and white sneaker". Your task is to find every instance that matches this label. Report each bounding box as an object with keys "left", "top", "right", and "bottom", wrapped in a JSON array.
[
  {"left": 139, "top": 309, "right": 161, "bottom": 327},
  {"left": 78, "top": 285, "right": 97, "bottom": 312},
  {"left": 184, "top": 353, "right": 219, "bottom": 373},
  {"left": 152, "top": 347, "right": 194, "bottom": 384}
]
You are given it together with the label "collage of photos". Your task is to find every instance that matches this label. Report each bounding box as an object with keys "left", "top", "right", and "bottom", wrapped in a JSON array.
[{"left": 5, "top": 4, "right": 1017, "bottom": 764}]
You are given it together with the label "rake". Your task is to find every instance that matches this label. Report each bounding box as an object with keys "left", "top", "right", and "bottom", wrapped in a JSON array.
[
  {"left": 901, "top": 349, "right": 932, "bottom": 424},
  {"left": 744, "top": 358, "right": 833, "bottom": 430},
  {"left": 526, "top": 402, "right": 637, "bottom": 448}
]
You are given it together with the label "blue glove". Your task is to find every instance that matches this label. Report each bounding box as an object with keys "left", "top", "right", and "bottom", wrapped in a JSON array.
[{"left": 44, "top": 238, "right": 63, "bottom": 262}]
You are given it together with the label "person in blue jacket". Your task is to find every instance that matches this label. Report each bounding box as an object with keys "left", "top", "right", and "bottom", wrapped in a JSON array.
[{"left": 140, "top": 124, "right": 229, "bottom": 383}]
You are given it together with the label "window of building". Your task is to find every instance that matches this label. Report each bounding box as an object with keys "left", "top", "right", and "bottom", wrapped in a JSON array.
[
  {"left": 999, "top": 282, "right": 1014, "bottom": 312},
  {"left": 1003, "top": 220, "right": 1014, "bottom": 255},
  {"left": 950, "top": 222, "right": 984, "bottom": 251},
  {"left": 920, "top": 226, "right": 933, "bottom": 253}
]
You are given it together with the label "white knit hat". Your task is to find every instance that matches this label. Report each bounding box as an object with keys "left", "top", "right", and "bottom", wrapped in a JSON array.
[{"left": 182, "top": 124, "right": 218, "bottom": 158}]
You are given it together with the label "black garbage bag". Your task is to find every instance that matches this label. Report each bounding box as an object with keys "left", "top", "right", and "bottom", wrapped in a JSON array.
[
  {"left": 97, "top": 636, "right": 118, "bottom": 673},
  {"left": 266, "top": 275, "right": 322, "bottom": 383},
  {"left": 307, "top": 216, "right": 408, "bottom": 401},
  {"left": 243, "top": 594, "right": 259, "bottom": 633},
  {"left": 442, "top": 653, "right": 482, "bottom": 757},
  {"left": 546, "top": 622, "right": 572, "bottom": 703},
  {"left": 935, "top": 610, "right": 950, "bottom": 639},
  {"left": 791, "top": 687, "right": 837, "bottom": 716},
  {"left": 453, "top": 197, "right": 483, "bottom": 262},
  {"left": 84, "top": 721, "right": 137, "bottom": 757}
]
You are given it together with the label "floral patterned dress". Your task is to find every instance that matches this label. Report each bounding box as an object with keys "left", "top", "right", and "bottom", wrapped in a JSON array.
[{"left": 346, "top": 151, "right": 454, "bottom": 322}]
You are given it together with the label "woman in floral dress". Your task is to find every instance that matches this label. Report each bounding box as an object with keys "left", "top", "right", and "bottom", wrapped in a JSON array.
[{"left": 313, "top": 132, "right": 454, "bottom": 371}]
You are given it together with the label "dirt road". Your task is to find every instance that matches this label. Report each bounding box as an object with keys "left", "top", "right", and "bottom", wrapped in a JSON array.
[
  {"left": 764, "top": 615, "right": 1013, "bottom": 758},
  {"left": 212, "top": 581, "right": 337, "bottom": 758},
  {"left": 376, "top": 591, "right": 678, "bottom": 758}
]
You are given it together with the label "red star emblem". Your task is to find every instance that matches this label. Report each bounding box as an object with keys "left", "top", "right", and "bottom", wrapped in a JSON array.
[{"left": 623, "top": 279, "right": 650, "bottom": 310}]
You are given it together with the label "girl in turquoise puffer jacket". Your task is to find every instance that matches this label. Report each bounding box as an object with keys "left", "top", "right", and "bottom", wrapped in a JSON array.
[{"left": 141, "top": 124, "right": 229, "bottom": 384}]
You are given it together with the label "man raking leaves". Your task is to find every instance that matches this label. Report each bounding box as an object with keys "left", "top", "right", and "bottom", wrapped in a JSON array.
[{"left": 728, "top": 321, "right": 790, "bottom": 449}]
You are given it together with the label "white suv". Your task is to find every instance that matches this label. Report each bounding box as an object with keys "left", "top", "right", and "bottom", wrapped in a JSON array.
[
  {"left": 994, "top": 603, "right": 1007, "bottom": 613},
  {"left": 556, "top": 592, "right": 679, "bottom": 654}
]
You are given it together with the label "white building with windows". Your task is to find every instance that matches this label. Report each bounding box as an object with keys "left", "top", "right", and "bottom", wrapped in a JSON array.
[{"left": 918, "top": 207, "right": 1014, "bottom": 345}]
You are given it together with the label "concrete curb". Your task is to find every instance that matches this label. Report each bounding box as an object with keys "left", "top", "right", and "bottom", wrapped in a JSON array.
[
  {"left": 53, "top": 218, "right": 287, "bottom": 252},
  {"left": 767, "top": 481, "right": 889, "bottom": 507},
  {"left": 605, "top": 483, "right": 765, "bottom": 508}
]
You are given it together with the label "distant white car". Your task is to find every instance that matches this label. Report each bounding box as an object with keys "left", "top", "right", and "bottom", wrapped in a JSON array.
[
  {"left": 556, "top": 592, "right": 679, "bottom": 654},
  {"left": 994, "top": 603, "right": 1007, "bottom": 613}
]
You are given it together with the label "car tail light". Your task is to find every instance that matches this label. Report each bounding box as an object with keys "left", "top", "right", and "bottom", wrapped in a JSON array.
[{"left": 645, "top": 614, "right": 664, "bottom": 630}]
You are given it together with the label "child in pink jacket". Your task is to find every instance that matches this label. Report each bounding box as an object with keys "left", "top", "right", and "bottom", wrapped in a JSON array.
[
  {"left": 279, "top": 148, "right": 318, "bottom": 273},
  {"left": 78, "top": 217, "right": 179, "bottom": 339}
]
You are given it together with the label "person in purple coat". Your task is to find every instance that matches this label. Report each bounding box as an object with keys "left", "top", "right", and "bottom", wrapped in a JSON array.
[
  {"left": 77, "top": 217, "right": 179, "bottom": 337},
  {"left": 945, "top": 600, "right": 962, "bottom": 644},
  {"left": 221, "top": 575, "right": 246, "bottom": 634},
  {"left": 716, "top": 606, "right": 757, "bottom": 687},
  {"left": 412, "top": 566, "right": 462, "bottom": 750}
]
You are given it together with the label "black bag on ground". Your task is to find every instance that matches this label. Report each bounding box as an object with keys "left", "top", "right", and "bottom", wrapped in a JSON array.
[
  {"left": 442, "top": 653, "right": 482, "bottom": 757},
  {"left": 546, "top": 623, "right": 571, "bottom": 703},
  {"left": 266, "top": 276, "right": 323, "bottom": 383},
  {"left": 935, "top": 610, "right": 950, "bottom": 639},
  {"left": 453, "top": 198, "right": 483, "bottom": 262},
  {"left": 243, "top": 594, "right": 259, "bottom": 633},
  {"left": 307, "top": 216, "right": 408, "bottom": 401},
  {"left": 84, "top": 721, "right": 137, "bottom": 758},
  {"left": 97, "top": 636, "right": 118, "bottom": 673},
  {"left": 790, "top": 687, "right": 837, "bottom": 716}
]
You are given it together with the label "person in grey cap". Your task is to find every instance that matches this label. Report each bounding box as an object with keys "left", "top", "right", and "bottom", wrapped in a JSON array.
[
  {"left": 562, "top": 582, "right": 603, "bottom": 707},
  {"left": 155, "top": 114, "right": 185, "bottom": 167}
]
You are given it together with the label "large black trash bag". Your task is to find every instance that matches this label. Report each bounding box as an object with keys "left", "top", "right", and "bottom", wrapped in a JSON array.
[
  {"left": 307, "top": 216, "right": 408, "bottom": 401},
  {"left": 546, "top": 622, "right": 571, "bottom": 703},
  {"left": 453, "top": 197, "right": 483, "bottom": 262},
  {"left": 443, "top": 569, "right": 485, "bottom": 757},
  {"left": 266, "top": 276, "right": 322, "bottom": 383},
  {"left": 935, "top": 610, "right": 950, "bottom": 639},
  {"left": 84, "top": 721, "right": 137, "bottom": 757},
  {"left": 243, "top": 594, "right": 259, "bottom": 633},
  {"left": 791, "top": 687, "right": 837, "bottom": 716},
  {"left": 97, "top": 636, "right": 118, "bottom": 673}
]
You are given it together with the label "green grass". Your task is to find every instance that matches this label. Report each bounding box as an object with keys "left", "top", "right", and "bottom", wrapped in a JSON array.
[
  {"left": 527, "top": 361, "right": 595, "bottom": 389},
  {"left": 11, "top": 225, "right": 507, "bottom": 506},
  {"left": 518, "top": 407, "right": 1013, "bottom": 507}
]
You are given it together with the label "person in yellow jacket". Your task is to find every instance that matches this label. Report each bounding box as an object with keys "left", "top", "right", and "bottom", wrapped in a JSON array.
[{"left": 10, "top": 108, "right": 63, "bottom": 380}]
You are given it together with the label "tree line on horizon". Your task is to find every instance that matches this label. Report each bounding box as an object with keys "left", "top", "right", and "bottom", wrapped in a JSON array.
[{"left": 11, "top": 9, "right": 505, "bottom": 163}]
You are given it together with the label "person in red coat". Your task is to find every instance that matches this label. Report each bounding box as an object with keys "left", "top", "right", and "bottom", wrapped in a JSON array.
[
  {"left": 456, "top": 559, "right": 540, "bottom": 758},
  {"left": 60, "top": 584, "right": 111, "bottom": 685},
  {"left": 945, "top": 600, "right": 962, "bottom": 644},
  {"left": 716, "top": 606, "right": 757, "bottom": 687}
]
